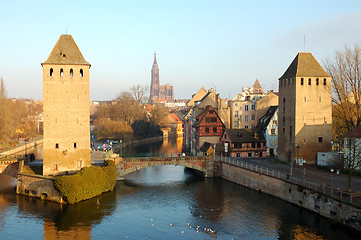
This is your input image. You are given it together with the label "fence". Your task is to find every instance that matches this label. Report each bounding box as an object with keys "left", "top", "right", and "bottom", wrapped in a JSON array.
[{"left": 217, "top": 156, "right": 361, "bottom": 207}]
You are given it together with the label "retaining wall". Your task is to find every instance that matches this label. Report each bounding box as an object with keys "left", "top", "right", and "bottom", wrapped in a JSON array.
[{"left": 218, "top": 161, "right": 361, "bottom": 231}]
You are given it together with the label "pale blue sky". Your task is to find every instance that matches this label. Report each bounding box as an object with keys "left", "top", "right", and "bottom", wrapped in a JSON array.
[{"left": 0, "top": 0, "right": 361, "bottom": 100}]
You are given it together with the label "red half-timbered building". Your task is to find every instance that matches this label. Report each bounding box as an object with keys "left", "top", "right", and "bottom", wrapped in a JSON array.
[{"left": 194, "top": 105, "right": 225, "bottom": 152}]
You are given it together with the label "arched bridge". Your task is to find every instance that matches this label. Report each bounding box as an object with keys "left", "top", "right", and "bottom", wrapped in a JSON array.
[
  {"left": 0, "top": 160, "right": 20, "bottom": 178},
  {"left": 114, "top": 156, "right": 215, "bottom": 180}
]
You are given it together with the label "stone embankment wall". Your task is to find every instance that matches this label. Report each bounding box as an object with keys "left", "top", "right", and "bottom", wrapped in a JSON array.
[
  {"left": 216, "top": 161, "right": 361, "bottom": 231},
  {"left": 17, "top": 173, "right": 64, "bottom": 203}
]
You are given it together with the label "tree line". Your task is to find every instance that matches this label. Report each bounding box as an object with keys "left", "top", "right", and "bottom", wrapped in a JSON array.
[
  {"left": 92, "top": 85, "right": 168, "bottom": 141},
  {"left": 0, "top": 79, "right": 41, "bottom": 146}
]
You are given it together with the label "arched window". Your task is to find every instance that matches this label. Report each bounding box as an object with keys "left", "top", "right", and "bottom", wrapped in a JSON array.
[
  {"left": 50, "top": 68, "right": 53, "bottom": 77},
  {"left": 80, "top": 69, "right": 83, "bottom": 77},
  {"left": 70, "top": 69, "right": 73, "bottom": 77},
  {"left": 60, "top": 68, "right": 64, "bottom": 77}
]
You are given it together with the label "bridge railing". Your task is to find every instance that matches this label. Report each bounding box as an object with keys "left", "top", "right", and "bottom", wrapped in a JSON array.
[{"left": 217, "top": 156, "right": 361, "bottom": 207}]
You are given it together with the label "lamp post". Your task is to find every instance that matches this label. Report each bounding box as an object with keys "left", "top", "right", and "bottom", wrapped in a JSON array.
[{"left": 24, "top": 139, "right": 27, "bottom": 159}]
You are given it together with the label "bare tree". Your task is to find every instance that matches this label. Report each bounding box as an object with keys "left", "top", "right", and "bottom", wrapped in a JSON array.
[
  {"left": 324, "top": 44, "right": 361, "bottom": 135},
  {"left": 130, "top": 85, "right": 149, "bottom": 104},
  {"left": 344, "top": 129, "right": 361, "bottom": 192},
  {"left": 0, "top": 79, "right": 15, "bottom": 144}
]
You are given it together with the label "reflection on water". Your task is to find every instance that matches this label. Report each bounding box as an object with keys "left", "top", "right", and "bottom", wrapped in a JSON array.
[
  {"left": 118, "top": 137, "right": 184, "bottom": 157},
  {"left": 1, "top": 137, "right": 361, "bottom": 239}
]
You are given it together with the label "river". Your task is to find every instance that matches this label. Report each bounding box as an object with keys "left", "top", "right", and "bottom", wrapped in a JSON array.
[{"left": 0, "top": 137, "right": 360, "bottom": 239}]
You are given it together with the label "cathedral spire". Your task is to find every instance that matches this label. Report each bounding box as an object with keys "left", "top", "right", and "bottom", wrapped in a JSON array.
[{"left": 153, "top": 52, "right": 157, "bottom": 65}]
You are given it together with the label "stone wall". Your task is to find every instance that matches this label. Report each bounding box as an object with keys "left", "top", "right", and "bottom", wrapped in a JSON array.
[
  {"left": 17, "top": 173, "right": 64, "bottom": 203},
  {"left": 218, "top": 162, "right": 361, "bottom": 231}
]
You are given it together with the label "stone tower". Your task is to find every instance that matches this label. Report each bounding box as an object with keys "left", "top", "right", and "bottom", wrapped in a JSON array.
[
  {"left": 278, "top": 52, "right": 332, "bottom": 164},
  {"left": 150, "top": 53, "right": 159, "bottom": 102},
  {"left": 41, "top": 34, "right": 91, "bottom": 176}
]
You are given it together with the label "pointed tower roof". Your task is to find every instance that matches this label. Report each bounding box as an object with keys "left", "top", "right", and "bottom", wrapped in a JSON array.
[
  {"left": 153, "top": 52, "right": 157, "bottom": 65},
  {"left": 279, "top": 52, "right": 329, "bottom": 79},
  {"left": 253, "top": 79, "right": 262, "bottom": 89},
  {"left": 42, "top": 34, "right": 90, "bottom": 66}
]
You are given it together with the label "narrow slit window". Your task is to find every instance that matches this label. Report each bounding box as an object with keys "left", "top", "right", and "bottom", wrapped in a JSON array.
[
  {"left": 55, "top": 143, "right": 59, "bottom": 149},
  {"left": 74, "top": 143, "right": 77, "bottom": 148},
  {"left": 301, "top": 78, "right": 304, "bottom": 85},
  {"left": 323, "top": 78, "right": 327, "bottom": 85},
  {"left": 308, "top": 78, "right": 311, "bottom": 85},
  {"left": 50, "top": 68, "right": 53, "bottom": 76},
  {"left": 80, "top": 69, "right": 83, "bottom": 77},
  {"left": 316, "top": 78, "right": 319, "bottom": 85},
  {"left": 70, "top": 69, "right": 73, "bottom": 77},
  {"left": 60, "top": 68, "right": 64, "bottom": 77}
]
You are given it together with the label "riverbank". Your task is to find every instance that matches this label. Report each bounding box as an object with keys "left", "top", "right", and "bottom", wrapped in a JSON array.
[{"left": 215, "top": 158, "right": 361, "bottom": 232}]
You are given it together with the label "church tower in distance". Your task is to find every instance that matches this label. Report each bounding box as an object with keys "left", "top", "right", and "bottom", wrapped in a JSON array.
[
  {"left": 278, "top": 52, "right": 332, "bottom": 164},
  {"left": 41, "top": 34, "right": 91, "bottom": 176},
  {"left": 150, "top": 53, "right": 160, "bottom": 102}
]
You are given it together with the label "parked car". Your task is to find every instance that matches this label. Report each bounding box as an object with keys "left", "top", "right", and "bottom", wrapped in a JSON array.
[{"left": 96, "top": 143, "right": 112, "bottom": 151}]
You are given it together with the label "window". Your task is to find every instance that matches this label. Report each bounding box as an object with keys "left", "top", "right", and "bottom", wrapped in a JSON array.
[
  {"left": 74, "top": 143, "right": 77, "bottom": 148},
  {"left": 252, "top": 143, "right": 256, "bottom": 148},
  {"left": 247, "top": 153, "right": 252, "bottom": 157},
  {"left": 70, "top": 69, "right": 73, "bottom": 77},
  {"left": 283, "top": 116, "right": 285, "bottom": 123},
  {"left": 245, "top": 105, "right": 249, "bottom": 111},
  {"left": 251, "top": 104, "right": 256, "bottom": 110},
  {"left": 292, "top": 78, "right": 295, "bottom": 85},
  {"left": 77, "top": 160, "right": 83, "bottom": 168},
  {"left": 245, "top": 126, "right": 249, "bottom": 129},
  {"left": 251, "top": 115, "right": 255, "bottom": 121},
  {"left": 235, "top": 103, "right": 238, "bottom": 106},
  {"left": 323, "top": 78, "right": 327, "bottom": 85},
  {"left": 245, "top": 116, "right": 249, "bottom": 122},
  {"left": 60, "top": 68, "right": 64, "bottom": 77},
  {"left": 301, "top": 78, "right": 304, "bottom": 85},
  {"left": 213, "top": 127, "right": 217, "bottom": 133},
  {"left": 234, "top": 121, "right": 239, "bottom": 128},
  {"left": 316, "top": 78, "right": 319, "bottom": 85},
  {"left": 283, "top": 97, "right": 285, "bottom": 103},
  {"left": 273, "top": 120, "right": 277, "bottom": 125},
  {"left": 55, "top": 143, "right": 59, "bottom": 149},
  {"left": 235, "top": 111, "right": 239, "bottom": 117},
  {"left": 50, "top": 68, "right": 53, "bottom": 76},
  {"left": 289, "top": 126, "right": 293, "bottom": 144},
  {"left": 304, "top": 97, "right": 307, "bottom": 102},
  {"left": 308, "top": 78, "right": 311, "bottom": 85},
  {"left": 282, "top": 128, "right": 285, "bottom": 133},
  {"left": 271, "top": 129, "right": 276, "bottom": 135},
  {"left": 205, "top": 127, "right": 209, "bottom": 133},
  {"left": 80, "top": 69, "right": 84, "bottom": 77},
  {"left": 318, "top": 137, "right": 323, "bottom": 143},
  {"left": 236, "top": 153, "right": 241, "bottom": 157},
  {"left": 271, "top": 138, "right": 276, "bottom": 146},
  {"left": 288, "top": 79, "right": 290, "bottom": 85}
]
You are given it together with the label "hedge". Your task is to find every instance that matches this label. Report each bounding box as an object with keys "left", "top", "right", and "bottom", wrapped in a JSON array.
[{"left": 54, "top": 160, "right": 116, "bottom": 204}]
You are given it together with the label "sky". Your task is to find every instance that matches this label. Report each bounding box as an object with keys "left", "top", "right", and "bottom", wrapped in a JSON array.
[{"left": 0, "top": 0, "right": 361, "bottom": 101}]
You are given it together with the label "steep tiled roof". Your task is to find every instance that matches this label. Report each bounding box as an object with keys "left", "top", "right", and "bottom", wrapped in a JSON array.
[
  {"left": 256, "top": 106, "right": 278, "bottom": 132},
  {"left": 225, "top": 129, "right": 265, "bottom": 143},
  {"left": 42, "top": 34, "right": 90, "bottom": 66},
  {"left": 279, "top": 52, "right": 330, "bottom": 79},
  {"left": 253, "top": 79, "right": 262, "bottom": 89}
]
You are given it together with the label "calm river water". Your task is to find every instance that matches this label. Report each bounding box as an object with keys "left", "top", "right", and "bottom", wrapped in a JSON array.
[{"left": 0, "top": 137, "right": 360, "bottom": 239}]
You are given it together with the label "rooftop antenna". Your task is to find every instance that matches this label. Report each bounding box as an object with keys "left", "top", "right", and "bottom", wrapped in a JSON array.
[{"left": 304, "top": 34, "right": 306, "bottom": 52}]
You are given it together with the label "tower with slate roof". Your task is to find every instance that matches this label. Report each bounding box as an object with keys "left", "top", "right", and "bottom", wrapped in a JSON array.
[
  {"left": 278, "top": 52, "right": 332, "bottom": 164},
  {"left": 42, "top": 34, "right": 91, "bottom": 175}
]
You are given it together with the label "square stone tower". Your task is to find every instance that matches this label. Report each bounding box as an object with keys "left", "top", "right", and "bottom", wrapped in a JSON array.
[
  {"left": 41, "top": 34, "right": 91, "bottom": 175},
  {"left": 278, "top": 52, "right": 332, "bottom": 164}
]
